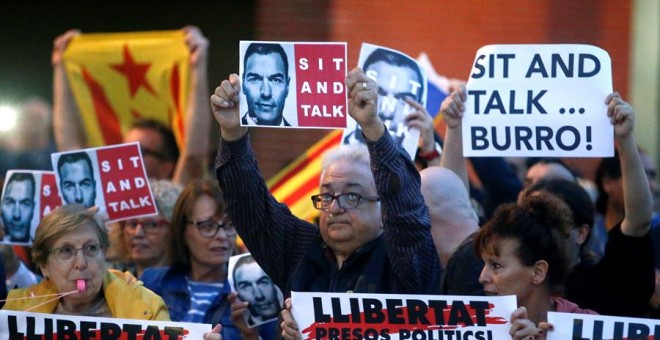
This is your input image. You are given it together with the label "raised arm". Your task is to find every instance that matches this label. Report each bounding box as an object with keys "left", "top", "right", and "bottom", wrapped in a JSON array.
[
  {"left": 405, "top": 99, "right": 441, "bottom": 167},
  {"left": 172, "top": 26, "right": 211, "bottom": 185},
  {"left": 52, "top": 30, "right": 87, "bottom": 151},
  {"left": 607, "top": 92, "right": 653, "bottom": 236},
  {"left": 438, "top": 85, "right": 469, "bottom": 190}
]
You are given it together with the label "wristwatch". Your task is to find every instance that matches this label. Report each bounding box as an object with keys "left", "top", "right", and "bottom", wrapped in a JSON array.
[{"left": 418, "top": 143, "right": 442, "bottom": 161}]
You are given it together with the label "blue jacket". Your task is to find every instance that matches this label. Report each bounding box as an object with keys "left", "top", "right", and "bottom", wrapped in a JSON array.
[{"left": 141, "top": 266, "right": 240, "bottom": 339}]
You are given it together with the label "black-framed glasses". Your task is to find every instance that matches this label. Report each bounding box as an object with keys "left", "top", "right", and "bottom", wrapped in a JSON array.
[
  {"left": 121, "top": 218, "right": 169, "bottom": 233},
  {"left": 310, "top": 193, "right": 380, "bottom": 210},
  {"left": 140, "top": 147, "right": 169, "bottom": 161},
  {"left": 188, "top": 218, "right": 237, "bottom": 238},
  {"left": 49, "top": 243, "right": 104, "bottom": 263}
]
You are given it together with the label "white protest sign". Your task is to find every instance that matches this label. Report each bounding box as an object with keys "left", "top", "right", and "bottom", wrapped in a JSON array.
[
  {"left": 291, "top": 292, "right": 516, "bottom": 340},
  {"left": 51, "top": 142, "right": 157, "bottom": 222},
  {"left": 547, "top": 311, "right": 660, "bottom": 339},
  {"left": 1, "top": 171, "right": 61, "bottom": 246},
  {"left": 239, "top": 41, "right": 348, "bottom": 129},
  {"left": 342, "top": 43, "right": 428, "bottom": 159},
  {"left": 463, "top": 44, "right": 613, "bottom": 157},
  {"left": 228, "top": 253, "right": 284, "bottom": 328},
  {"left": 0, "top": 310, "right": 211, "bottom": 339}
]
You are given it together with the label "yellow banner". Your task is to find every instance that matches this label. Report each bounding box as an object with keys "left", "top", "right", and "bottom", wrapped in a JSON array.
[{"left": 63, "top": 31, "right": 190, "bottom": 147}]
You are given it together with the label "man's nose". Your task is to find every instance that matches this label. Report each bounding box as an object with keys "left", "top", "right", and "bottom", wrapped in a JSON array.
[
  {"left": 260, "top": 79, "right": 272, "bottom": 98},
  {"left": 74, "top": 185, "right": 83, "bottom": 203},
  {"left": 12, "top": 204, "right": 21, "bottom": 220},
  {"left": 326, "top": 197, "right": 345, "bottom": 214},
  {"left": 253, "top": 286, "right": 265, "bottom": 300}
]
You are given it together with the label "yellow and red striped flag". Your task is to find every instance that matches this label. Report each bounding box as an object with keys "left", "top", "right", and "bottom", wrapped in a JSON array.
[
  {"left": 267, "top": 130, "right": 343, "bottom": 222},
  {"left": 63, "top": 31, "right": 190, "bottom": 147}
]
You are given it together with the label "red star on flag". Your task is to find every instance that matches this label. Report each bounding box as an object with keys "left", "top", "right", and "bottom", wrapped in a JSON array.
[{"left": 111, "top": 44, "right": 157, "bottom": 98}]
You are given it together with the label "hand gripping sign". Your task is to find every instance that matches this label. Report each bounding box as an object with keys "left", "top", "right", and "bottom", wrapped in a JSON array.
[
  {"left": 462, "top": 44, "right": 613, "bottom": 157},
  {"left": 51, "top": 142, "right": 157, "bottom": 222}
]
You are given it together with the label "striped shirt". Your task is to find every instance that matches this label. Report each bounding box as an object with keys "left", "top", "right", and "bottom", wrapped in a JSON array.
[{"left": 182, "top": 278, "right": 224, "bottom": 323}]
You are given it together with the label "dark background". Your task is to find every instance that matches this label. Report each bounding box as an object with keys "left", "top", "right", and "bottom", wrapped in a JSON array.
[{"left": 0, "top": 1, "right": 256, "bottom": 105}]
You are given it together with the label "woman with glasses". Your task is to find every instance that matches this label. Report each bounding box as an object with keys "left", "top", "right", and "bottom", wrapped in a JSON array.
[
  {"left": 2, "top": 204, "right": 169, "bottom": 319},
  {"left": 108, "top": 179, "right": 182, "bottom": 278},
  {"left": 141, "top": 179, "right": 242, "bottom": 338}
]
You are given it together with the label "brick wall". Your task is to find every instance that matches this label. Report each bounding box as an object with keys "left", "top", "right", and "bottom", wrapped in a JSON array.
[{"left": 254, "top": 0, "right": 631, "bottom": 180}]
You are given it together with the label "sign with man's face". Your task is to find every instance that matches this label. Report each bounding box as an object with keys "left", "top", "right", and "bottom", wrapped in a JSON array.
[
  {"left": 228, "top": 253, "right": 283, "bottom": 328},
  {"left": 239, "top": 41, "right": 348, "bottom": 129},
  {"left": 51, "top": 143, "right": 157, "bottom": 222},
  {"left": 1, "top": 170, "right": 61, "bottom": 245},
  {"left": 342, "top": 43, "right": 428, "bottom": 159}
]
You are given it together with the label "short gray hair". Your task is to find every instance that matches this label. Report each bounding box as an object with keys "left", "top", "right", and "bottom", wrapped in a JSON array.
[{"left": 321, "top": 144, "right": 370, "bottom": 176}]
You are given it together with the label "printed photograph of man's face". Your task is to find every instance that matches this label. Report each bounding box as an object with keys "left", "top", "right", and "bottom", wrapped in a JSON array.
[
  {"left": 1, "top": 172, "right": 36, "bottom": 244},
  {"left": 239, "top": 42, "right": 297, "bottom": 127},
  {"left": 56, "top": 151, "right": 97, "bottom": 209},
  {"left": 229, "top": 253, "right": 283, "bottom": 327}
]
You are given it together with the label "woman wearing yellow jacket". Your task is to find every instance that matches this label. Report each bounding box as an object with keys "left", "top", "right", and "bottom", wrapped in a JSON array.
[{"left": 3, "top": 204, "right": 169, "bottom": 320}]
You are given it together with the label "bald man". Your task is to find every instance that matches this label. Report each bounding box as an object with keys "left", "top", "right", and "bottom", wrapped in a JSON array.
[{"left": 420, "top": 167, "right": 479, "bottom": 267}]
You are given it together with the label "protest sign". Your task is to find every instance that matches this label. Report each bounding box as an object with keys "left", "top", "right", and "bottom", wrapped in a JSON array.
[
  {"left": 547, "top": 311, "right": 660, "bottom": 340},
  {"left": 291, "top": 292, "right": 516, "bottom": 340},
  {"left": 343, "top": 43, "right": 429, "bottom": 159},
  {"left": 51, "top": 142, "right": 157, "bottom": 222},
  {"left": 1, "top": 171, "right": 61, "bottom": 246},
  {"left": 239, "top": 41, "right": 347, "bottom": 129},
  {"left": 462, "top": 44, "right": 613, "bottom": 157},
  {"left": 228, "top": 253, "right": 284, "bottom": 328},
  {"left": 0, "top": 310, "right": 211, "bottom": 339}
]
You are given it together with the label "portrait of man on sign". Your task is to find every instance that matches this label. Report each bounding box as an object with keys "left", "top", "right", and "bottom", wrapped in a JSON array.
[
  {"left": 55, "top": 151, "right": 97, "bottom": 209},
  {"left": 342, "top": 43, "right": 427, "bottom": 157},
  {"left": 1, "top": 172, "right": 36, "bottom": 244},
  {"left": 228, "top": 253, "right": 283, "bottom": 327},
  {"left": 240, "top": 42, "right": 293, "bottom": 127}
]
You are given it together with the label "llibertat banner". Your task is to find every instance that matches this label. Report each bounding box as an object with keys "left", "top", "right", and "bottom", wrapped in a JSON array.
[
  {"left": 51, "top": 142, "right": 157, "bottom": 222},
  {"left": 239, "top": 41, "right": 348, "bottom": 129},
  {"left": 462, "top": 44, "right": 613, "bottom": 157},
  {"left": 0, "top": 310, "right": 211, "bottom": 339},
  {"left": 1, "top": 171, "right": 61, "bottom": 246},
  {"left": 546, "top": 311, "right": 660, "bottom": 339},
  {"left": 63, "top": 31, "right": 190, "bottom": 147},
  {"left": 291, "top": 292, "right": 516, "bottom": 340}
]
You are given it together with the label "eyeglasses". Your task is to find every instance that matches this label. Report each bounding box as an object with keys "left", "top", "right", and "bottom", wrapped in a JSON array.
[
  {"left": 140, "top": 147, "right": 168, "bottom": 161},
  {"left": 122, "top": 219, "right": 169, "bottom": 233},
  {"left": 188, "top": 218, "right": 237, "bottom": 238},
  {"left": 310, "top": 193, "right": 380, "bottom": 210},
  {"left": 49, "top": 243, "right": 104, "bottom": 263}
]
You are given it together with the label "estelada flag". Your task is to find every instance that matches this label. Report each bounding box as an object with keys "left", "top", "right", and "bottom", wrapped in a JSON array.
[{"left": 62, "top": 31, "right": 190, "bottom": 147}]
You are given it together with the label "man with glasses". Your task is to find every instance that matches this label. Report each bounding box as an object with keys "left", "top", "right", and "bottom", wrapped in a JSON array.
[{"left": 212, "top": 68, "right": 440, "bottom": 298}]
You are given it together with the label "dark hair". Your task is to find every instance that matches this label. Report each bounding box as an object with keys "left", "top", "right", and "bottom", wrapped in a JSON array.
[
  {"left": 131, "top": 119, "right": 179, "bottom": 163},
  {"left": 363, "top": 48, "right": 424, "bottom": 101},
  {"left": 595, "top": 150, "right": 621, "bottom": 215},
  {"left": 524, "top": 179, "right": 595, "bottom": 261},
  {"left": 6, "top": 172, "right": 36, "bottom": 195},
  {"left": 232, "top": 254, "right": 257, "bottom": 287},
  {"left": 57, "top": 152, "right": 93, "bottom": 178},
  {"left": 243, "top": 43, "right": 289, "bottom": 79},
  {"left": 475, "top": 193, "right": 573, "bottom": 294},
  {"left": 170, "top": 179, "right": 226, "bottom": 269}
]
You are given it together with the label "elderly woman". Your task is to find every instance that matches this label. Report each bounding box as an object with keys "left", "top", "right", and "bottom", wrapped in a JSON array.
[
  {"left": 141, "top": 179, "right": 241, "bottom": 338},
  {"left": 2, "top": 204, "right": 169, "bottom": 319},
  {"left": 476, "top": 194, "right": 597, "bottom": 340},
  {"left": 108, "top": 179, "right": 182, "bottom": 278}
]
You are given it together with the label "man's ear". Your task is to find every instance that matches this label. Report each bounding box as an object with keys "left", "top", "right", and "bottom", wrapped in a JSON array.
[
  {"left": 575, "top": 224, "right": 590, "bottom": 245},
  {"left": 531, "top": 260, "right": 548, "bottom": 285}
]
